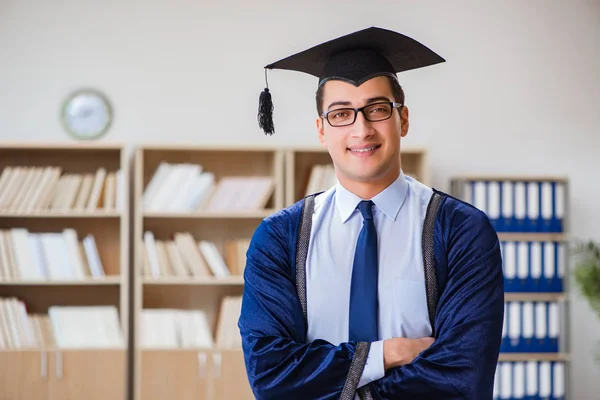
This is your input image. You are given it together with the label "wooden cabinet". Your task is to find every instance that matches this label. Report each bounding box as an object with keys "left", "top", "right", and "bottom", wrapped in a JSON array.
[
  {"left": 141, "top": 350, "right": 210, "bottom": 400},
  {"left": 211, "top": 350, "right": 254, "bottom": 400},
  {"left": 0, "top": 350, "right": 50, "bottom": 400},
  {"left": 50, "top": 350, "right": 126, "bottom": 400},
  {"left": 0, "top": 349, "right": 126, "bottom": 400},
  {"left": 139, "top": 349, "right": 253, "bottom": 400}
]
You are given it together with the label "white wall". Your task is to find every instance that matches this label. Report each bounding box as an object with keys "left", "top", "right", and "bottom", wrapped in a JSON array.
[{"left": 2, "top": 0, "right": 599, "bottom": 397}]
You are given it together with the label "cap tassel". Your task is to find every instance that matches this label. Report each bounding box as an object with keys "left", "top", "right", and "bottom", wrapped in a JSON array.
[{"left": 258, "top": 69, "right": 275, "bottom": 135}]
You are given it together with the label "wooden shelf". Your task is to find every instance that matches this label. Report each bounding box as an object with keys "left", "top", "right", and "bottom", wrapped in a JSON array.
[
  {"left": 451, "top": 175, "right": 569, "bottom": 183},
  {"left": 504, "top": 292, "right": 568, "bottom": 302},
  {"left": 0, "top": 277, "right": 122, "bottom": 286},
  {"left": 133, "top": 146, "right": 283, "bottom": 400},
  {"left": 143, "top": 210, "right": 274, "bottom": 219},
  {"left": 0, "top": 211, "right": 122, "bottom": 218},
  {"left": 497, "top": 233, "right": 568, "bottom": 242},
  {"left": 498, "top": 353, "right": 570, "bottom": 362},
  {"left": 142, "top": 276, "right": 244, "bottom": 286},
  {"left": 0, "top": 143, "right": 130, "bottom": 400}
]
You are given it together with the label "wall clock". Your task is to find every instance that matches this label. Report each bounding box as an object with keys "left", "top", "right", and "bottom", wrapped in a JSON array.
[{"left": 61, "top": 89, "right": 113, "bottom": 140}]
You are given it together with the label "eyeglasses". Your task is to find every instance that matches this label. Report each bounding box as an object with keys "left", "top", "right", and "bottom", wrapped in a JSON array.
[{"left": 321, "top": 101, "right": 403, "bottom": 127}]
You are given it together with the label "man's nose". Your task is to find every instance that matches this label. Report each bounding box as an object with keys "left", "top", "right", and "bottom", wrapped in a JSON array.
[{"left": 351, "top": 111, "right": 374, "bottom": 138}]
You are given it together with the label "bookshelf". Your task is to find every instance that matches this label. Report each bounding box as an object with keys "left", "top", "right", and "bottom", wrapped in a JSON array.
[
  {"left": 285, "top": 146, "right": 430, "bottom": 206},
  {"left": 450, "top": 176, "right": 570, "bottom": 399},
  {"left": 0, "top": 143, "right": 129, "bottom": 400},
  {"left": 133, "top": 145, "right": 284, "bottom": 400}
]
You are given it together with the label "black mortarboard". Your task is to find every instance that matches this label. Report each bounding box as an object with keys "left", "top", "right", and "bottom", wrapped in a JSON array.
[{"left": 258, "top": 26, "right": 445, "bottom": 135}]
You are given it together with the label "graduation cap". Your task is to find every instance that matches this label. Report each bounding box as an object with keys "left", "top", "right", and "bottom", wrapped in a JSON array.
[{"left": 258, "top": 26, "right": 445, "bottom": 135}]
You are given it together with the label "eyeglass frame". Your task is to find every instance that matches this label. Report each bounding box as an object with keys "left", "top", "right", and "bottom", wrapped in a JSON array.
[{"left": 320, "top": 101, "right": 403, "bottom": 127}]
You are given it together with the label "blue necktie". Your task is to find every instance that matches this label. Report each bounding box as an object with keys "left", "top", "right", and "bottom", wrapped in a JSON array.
[{"left": 349, "top": 200, "right": 379, "bottom": 342}]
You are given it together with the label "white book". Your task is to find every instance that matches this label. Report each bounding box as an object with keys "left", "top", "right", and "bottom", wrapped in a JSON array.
[
  {"left": 149, "top": 164, "right": 189, "bottom": 211},
  {"left": 198, "top": 241, "right": 230, "bottom": 278},
  {"left": 40, "top": 233, "right": 74, "bottom": 280},
  {"left": 539, "top": 362, "right": 551, "bottom": 398},
  {"left": 508, "top": 302, "right": 521, "bottom": 347},
  {"left": 541, "top": 182, "right": 553, "bottom": 220},
  {"left": 530, "top": 242, "right": 542, "bottom": 280},
  {"left": 28, "top": 234, "right": 48, "bottom": 280},
  {"left": 548, "top": 303, "right": 560, "bottom": 340},
  {"left": 501, "top": 181, "right": 513, "bottom": 219},
  {"left": 169, "top": 164, "right": 203, "bottom": 211},
  {"left": 86, "top": 168, "right": 107, "bottom": 210},
  {"left": 527, "top": 182, "right": 539, "bottom": 220},
  {"left": 514, "top": 182, "right": 526, "bottom": 220},
  {"left": 143, "top": 162, "right": 169, "bottom": 210},
  {"left": 517, "top": 242, "right": 528, "bottom": 281},
  {"left": 11, "top": 228, "right": 44, "bottom": 280},
  {"left": 522, "top": 302, "right": 534, "bottom": 341},
  {"left": 526, "top": 361, "right": 538, "bottom": 396},
  {"left": 513, "top": 362, "right": 525, "bottom": 399},
  {"left": 544, "top": 242, "right": 555, "bottom": 279},
  {"left": 473, "top": 181, "right": 486, "bottom": 213},
  {"left": 189, "top": 172, "right": 215, "bottom": 210},
  {"left": 555, "top": 183, "right": 565, "bottom": 219},
  {"left": 62, "top": 229, "right": 86, "bottom": 280},
  {"left": 500, "top": 362, "right": 512, "bottom": 399},
  {"left": 143, "top": 231, "right": 161, "bottom": 279},
  {"left": 82, "top": 235, "right": 105, "bottom": 277},
  {"left": 557, "top": 243, "right": 565, "bottom": 279},
  {"left": 535, "top": 302, "right": 547, "bottom": 340},
  {"left": 503, "top": 242, "right": 516, "bottom": 280},
  {"left": 553, "top": 363, "right": 565, "bottom": 397},
  {"left": 487, "top": 181, "right": 500, "bottom": 219}
]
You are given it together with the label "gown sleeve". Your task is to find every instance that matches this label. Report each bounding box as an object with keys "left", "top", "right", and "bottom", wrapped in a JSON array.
[
  {"left": 238, "top": 208, "right": 371, "bottom": 400},
  {"left": 371, "top": 198, "right": 505, "bottom": 400}
]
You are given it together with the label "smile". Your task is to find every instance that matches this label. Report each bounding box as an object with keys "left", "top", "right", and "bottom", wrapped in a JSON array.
[{"left": 349, "top": 145, "right": 380, "bottom": 153}]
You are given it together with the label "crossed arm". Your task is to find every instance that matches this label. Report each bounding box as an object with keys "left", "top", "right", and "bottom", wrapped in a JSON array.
[{"left": 238, "top": 209, "right": 504, "bottom": 400}]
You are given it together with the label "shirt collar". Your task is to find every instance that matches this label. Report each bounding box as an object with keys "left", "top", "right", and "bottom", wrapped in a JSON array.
[{"left": 335, "top": 170, "right": 409, "bottom": 223}]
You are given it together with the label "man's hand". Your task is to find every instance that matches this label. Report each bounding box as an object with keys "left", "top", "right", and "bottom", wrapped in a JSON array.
[{"left": 383, "top": 337, "right": 434, "bottom": 371}]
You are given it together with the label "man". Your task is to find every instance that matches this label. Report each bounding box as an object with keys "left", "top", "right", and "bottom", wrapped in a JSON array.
[{"left": 239, "top": 27, "right": 504, "bottom": 400}]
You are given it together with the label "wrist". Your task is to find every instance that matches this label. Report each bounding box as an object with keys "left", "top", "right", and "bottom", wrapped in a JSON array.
[{"left": 383, "top": 338, "right": 403, "bottom": 370}]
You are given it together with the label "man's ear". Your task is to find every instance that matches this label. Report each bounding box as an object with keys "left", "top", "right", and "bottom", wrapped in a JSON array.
[
  {"left": 316, "top": 117, "right": 327, "bottom": 147},
  {"left": 400, "top": 105, "right": 409, "bottom": 137}
]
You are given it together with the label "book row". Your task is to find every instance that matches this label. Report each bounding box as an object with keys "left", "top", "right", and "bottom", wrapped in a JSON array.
[
  {"left": 501, "top": 301, "right": 561, "bottom": 353},
  {"left": 0, "top": 296, "right": 241, "bottom": 350},
  {"left": 494, "top": 361, "right": 565, "bottom": 400},
  {"left": 143, "top": 162, "right": 274, "bottom": 212},
  {"left": 142, "top": 231, "right": 249, "bottom": 278},
  {"left": 454, "top": 180, "right": 566, "bottom": 232},
  {"left": 501, "top": 241, "right": 565, "bottom": 293},
  {"left": 141, "top": 296, "right": 241, "bottom": 349},
  {"left": 0, "top": 297, "right": 123, "bottom": 349},
  {"left": 0, "top": 166, "right": 122, "bottom": 213},
  {"left": 0, "top": 228, "right": 105, "bottom": 281}
]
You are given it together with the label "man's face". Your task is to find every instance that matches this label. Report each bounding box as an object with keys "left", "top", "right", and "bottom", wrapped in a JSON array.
[{"left": 316, "top": 76, "right": 409, "bottom": 189}]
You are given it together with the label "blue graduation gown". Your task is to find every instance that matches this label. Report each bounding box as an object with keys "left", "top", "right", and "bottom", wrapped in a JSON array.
[{"left": 238, "top": 188, "right": 504, "bottom": 399}]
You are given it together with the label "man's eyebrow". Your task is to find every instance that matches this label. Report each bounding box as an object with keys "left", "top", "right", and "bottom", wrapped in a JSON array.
[
  {"left": 365, "top": 96, "right": 392, "bottom": 104},
  {"left": 327, "top": 96, "right": 392, "bottom": 111},
  {"left": 327, "top": 101, "right": 352, "bottom": 110}
]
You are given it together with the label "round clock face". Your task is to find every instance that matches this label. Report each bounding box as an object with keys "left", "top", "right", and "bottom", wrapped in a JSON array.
[{"left": 61, "top": 89, "right": 112, "bottom": 140}]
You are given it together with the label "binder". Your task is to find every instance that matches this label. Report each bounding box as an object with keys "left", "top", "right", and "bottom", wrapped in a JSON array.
[
  {"left": 494, "top": 361, "right": 565, "bottom": 400},
  {"left": 502, "top": 240, "right": 563, "bottom": 293},
  {"left": 456, "top": 179, "right": 565, "bottom": 233},
  {"left": 501, "top": 301, "right": 560, "bottom": 353}
]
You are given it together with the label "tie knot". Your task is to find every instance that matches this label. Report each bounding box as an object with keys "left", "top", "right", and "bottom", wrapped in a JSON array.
[{"left": 357, "top": 200, "right": 374, "bottom": 220}]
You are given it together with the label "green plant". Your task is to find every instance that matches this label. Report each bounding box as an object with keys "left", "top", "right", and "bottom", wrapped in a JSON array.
[{"left": 571, "top": 239, "right": 600, "bottom": 319}]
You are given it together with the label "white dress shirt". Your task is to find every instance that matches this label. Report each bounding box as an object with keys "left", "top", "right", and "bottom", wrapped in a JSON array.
[{"left": 305, "top": 170, "right": 434, "bottom": 390}]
